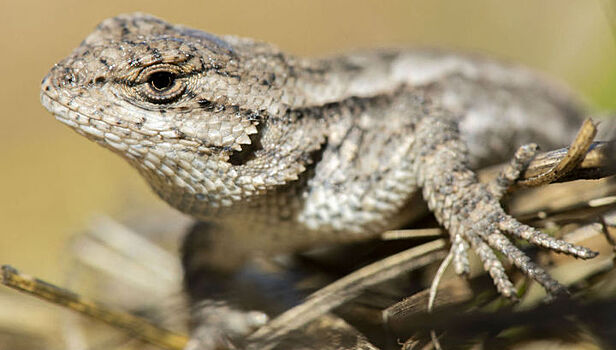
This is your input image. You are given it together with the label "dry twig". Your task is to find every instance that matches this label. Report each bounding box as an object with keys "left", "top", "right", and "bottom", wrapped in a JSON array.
[
  {"left": 246, "top": 239, "right": 448, "bottom": 349},
  {"left": 0, "top": 265, "right": 187, "bottom": 350}
]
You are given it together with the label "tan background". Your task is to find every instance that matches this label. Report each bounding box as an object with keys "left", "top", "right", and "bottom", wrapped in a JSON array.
[{"left": 0, "top": 0, "right": 615, "bottom": 336}]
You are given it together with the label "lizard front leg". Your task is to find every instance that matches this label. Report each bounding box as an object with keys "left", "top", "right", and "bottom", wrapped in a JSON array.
[
  {"left": 182, "top": 222, "right": 381, "bottom": 350},
  {"left": 181, "top": 222, "right": 284, "bottom": 350},
  {"left": 414, "top": 113, "right": 597, "bottom": 298}
]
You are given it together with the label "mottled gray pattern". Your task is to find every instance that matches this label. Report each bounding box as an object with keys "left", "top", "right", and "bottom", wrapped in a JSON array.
[{"left": 41, "top": 13, "right": 599, "bottom": 349}]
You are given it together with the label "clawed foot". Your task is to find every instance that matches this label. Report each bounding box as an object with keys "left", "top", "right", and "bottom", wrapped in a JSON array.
[
  {"left": 449, "top": 144, "right": 598, "bottom": 299},
  {"left": 185, "top": 301, "right": 269, "bottom": 350}
]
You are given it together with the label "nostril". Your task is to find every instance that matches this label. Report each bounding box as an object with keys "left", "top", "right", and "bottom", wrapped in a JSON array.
[
  {"left": 65, "top": 74, "right": 75, "bottom": 85},
  {"left": 62, "top": 67, "right": 77, "bottom": 86}
]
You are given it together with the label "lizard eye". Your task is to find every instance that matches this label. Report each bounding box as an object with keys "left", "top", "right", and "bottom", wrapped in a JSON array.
[
  {"left": 149, "top": 71, "right": 175, "bottom": 91},
  {"left": 138, "top": 65, "right": 186, "bottom": 104}
]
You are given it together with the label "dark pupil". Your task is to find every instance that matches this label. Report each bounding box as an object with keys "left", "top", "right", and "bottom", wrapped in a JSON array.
[{"left": 149, "top": 71, "right": 175, "bottom": 91}]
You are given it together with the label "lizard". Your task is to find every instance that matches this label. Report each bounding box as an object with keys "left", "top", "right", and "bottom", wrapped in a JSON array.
[{"left": 40, "top": 13, "right": 603, "bottom": 349}]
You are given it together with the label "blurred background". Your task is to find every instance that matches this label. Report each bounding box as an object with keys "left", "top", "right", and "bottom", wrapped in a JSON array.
[{"left": 0, "top": 0, "right": 615, "bottom": 347}]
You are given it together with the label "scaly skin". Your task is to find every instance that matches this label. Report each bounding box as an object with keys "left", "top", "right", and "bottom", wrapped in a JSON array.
[{"left": 41, "top": 13, "right": 598, "bottom": 349}]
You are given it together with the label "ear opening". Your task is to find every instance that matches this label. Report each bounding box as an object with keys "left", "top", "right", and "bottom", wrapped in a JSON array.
[{"left": 228, "top": 127, "right": 264, "bottom": 166}]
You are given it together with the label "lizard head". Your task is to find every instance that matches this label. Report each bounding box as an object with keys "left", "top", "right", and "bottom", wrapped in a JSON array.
[{"left": 41, "top": 13, "right": 325, "bottom": 217}]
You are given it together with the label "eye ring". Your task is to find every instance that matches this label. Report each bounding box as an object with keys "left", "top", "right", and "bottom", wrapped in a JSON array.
[{"left": 137, "top": 64, "right": 186, "bottom": 104}]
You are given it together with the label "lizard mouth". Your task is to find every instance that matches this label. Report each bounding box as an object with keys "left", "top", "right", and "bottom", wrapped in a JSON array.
[
  {"left": 41, "top": 92, "right": 86, "bottom": 128},
  {"left": 40, "top": 91, "right": 133, "bottom": 156},
  {"left": 40, "top": 91, "right": 104, "bottom": 141}
]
